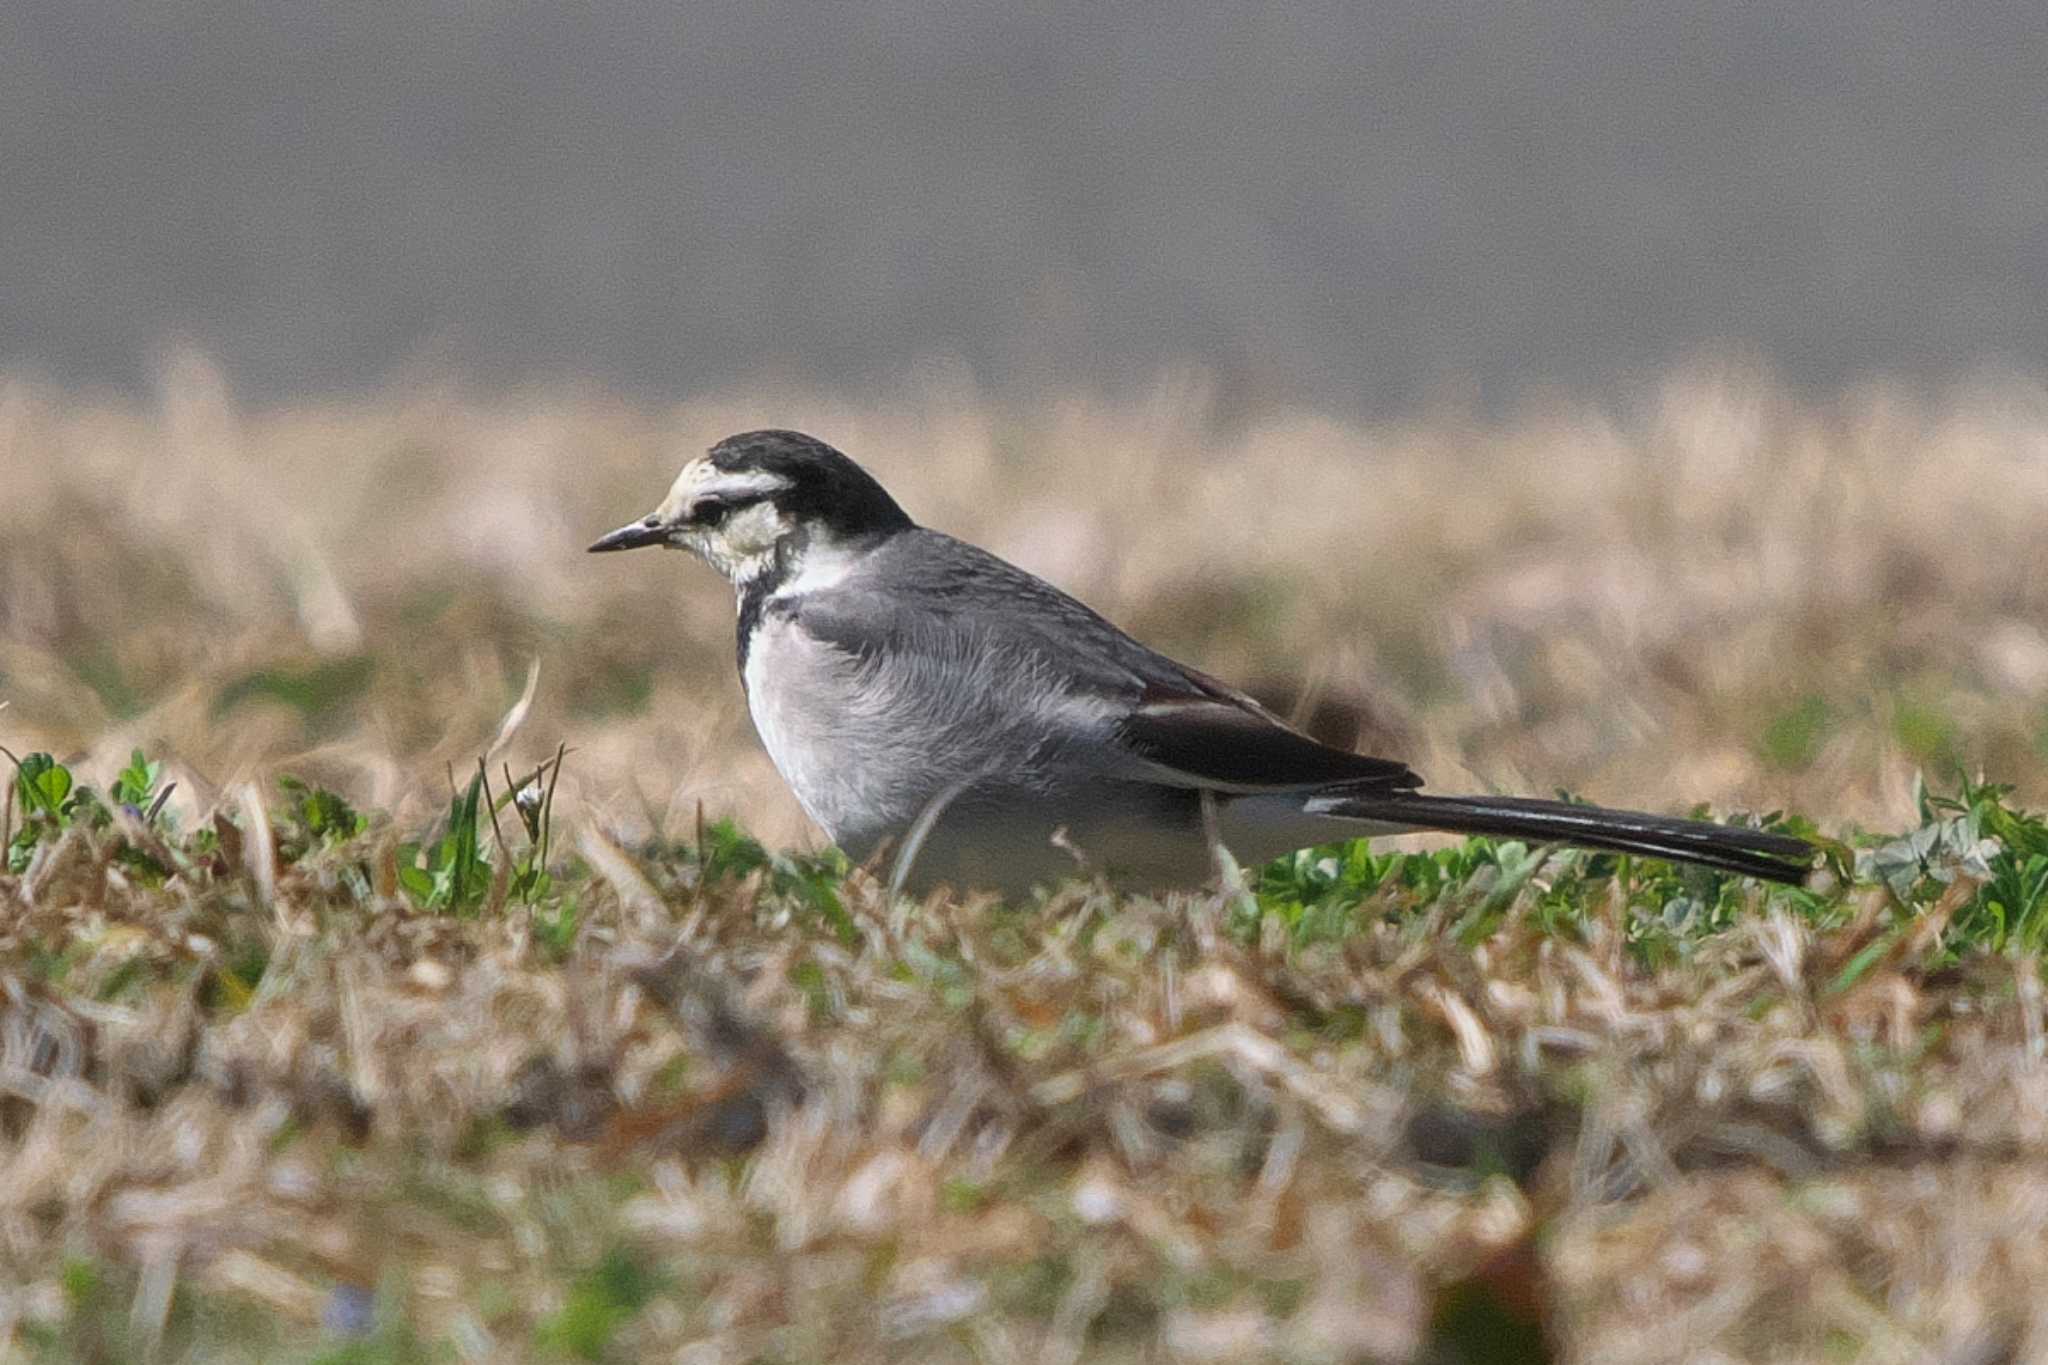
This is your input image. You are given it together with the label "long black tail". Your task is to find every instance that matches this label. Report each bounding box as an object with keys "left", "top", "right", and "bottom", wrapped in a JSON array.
[{"left": 1309, "top": 791, "right": 1814, "bottom": 883}]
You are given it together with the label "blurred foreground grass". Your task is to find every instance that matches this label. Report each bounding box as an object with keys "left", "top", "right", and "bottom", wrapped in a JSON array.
[
  {"left": 7, "top": 357, "right": 2048, "bottom": 1360},
  {"left": 4, "top": 746, "right": 2048, "bottom": 1362}
]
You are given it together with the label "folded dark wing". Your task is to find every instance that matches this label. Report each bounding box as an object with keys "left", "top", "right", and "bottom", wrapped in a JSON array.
[{"left": 1115, "top": 680, "right": 1422, "bottom": 793}]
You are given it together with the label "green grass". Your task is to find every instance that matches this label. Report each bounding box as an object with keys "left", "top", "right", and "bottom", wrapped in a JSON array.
[{"left": 10, "top": 742, "right": 2048, "bottom": 1008}]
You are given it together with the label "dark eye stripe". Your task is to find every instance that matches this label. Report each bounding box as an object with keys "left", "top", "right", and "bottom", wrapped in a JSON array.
[{"left": 691, "top": 491, "right": 769, "bottom": 526}]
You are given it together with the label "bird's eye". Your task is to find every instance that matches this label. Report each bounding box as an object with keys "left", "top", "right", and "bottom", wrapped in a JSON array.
[{"left": 690, "top": 492, "right": 766, "bottom": 528}]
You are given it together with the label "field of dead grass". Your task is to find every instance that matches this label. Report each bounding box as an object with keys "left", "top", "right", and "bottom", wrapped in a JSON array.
[
  {"left": 6, "top": 353, "right": 2048, "bottom": 843},
  {"left": 5, "top": 356, "right": 2048, "bottom": 1361}
]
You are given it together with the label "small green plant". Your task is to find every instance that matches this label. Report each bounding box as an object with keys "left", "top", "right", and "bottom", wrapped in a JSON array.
[
  {"left": 1875, "top": 775, "right": 2048, "bottom": 956},
  {"left": 692, "top": 816, "right": 857, "bottom": 943},
  {"left": 110, "top": 748, "right": 164, "bottom": 812},
  {"left": 279, "top": 774, "right": 370, "bottom": 845},
  {"left": 695, "top": 817, "right": 772, "bottom": 881},
  {"left": 4, "top": 748, "right": 186, "bottom": 884},
  {"left": 387, "top": 750, "right": 570, "bottom": 916},
  {"left": 6, "top": 750, "right": 99, "bottom": 872},
  {"left": 534, "top": 1247, "right": 663, "bottom": 1361},
  {"left": 13, "top": 750, "right": 74, "bottom": 817},
  {"left": 1250, "top": 833, "right": 1559, "bottom": 948},
  {"left": 396, "top": 767, "right": 493, "bottom": 914}
]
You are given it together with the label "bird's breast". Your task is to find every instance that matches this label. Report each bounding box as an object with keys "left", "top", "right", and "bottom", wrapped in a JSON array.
[
  {"left": 737, "top": 600, "right": 1196, "bottom": 888},
  {"left": 740, "top": 612, "right": 900, "bottom": 851}
]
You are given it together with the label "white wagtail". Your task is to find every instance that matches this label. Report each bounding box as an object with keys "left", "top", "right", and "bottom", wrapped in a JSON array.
[{"left": 591, "top": 430, "right": 1813, "bottom": 897}]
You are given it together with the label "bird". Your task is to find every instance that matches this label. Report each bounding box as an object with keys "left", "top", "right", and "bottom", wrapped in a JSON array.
[{"left": 590, "top": 429, "right": 1813, "bottom": 898}]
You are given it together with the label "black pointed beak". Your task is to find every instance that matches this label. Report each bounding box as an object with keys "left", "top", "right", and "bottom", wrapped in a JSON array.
[{"left": 588, "top": 516, "right": 669, "bottom": 553}]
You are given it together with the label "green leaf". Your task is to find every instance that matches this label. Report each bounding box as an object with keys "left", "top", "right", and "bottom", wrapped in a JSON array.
[
  {"left": 111, "top": 748, "right": 162, "bottom": 808},
  {"left": 399, "top": 768, "right": 494, "bottom": 914},
  {"left": 16, "top": 752, "right": 72, "bottom": 817},
  {"left": 697, "top": 818, "right": 769, "bottom": 881},
  {"left": 394, "top": 842, "right": 434, "bottom": 905}
]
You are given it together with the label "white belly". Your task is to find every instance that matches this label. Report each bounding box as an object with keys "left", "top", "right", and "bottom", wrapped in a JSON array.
[
  {"left": 738, "top": 608, "right": 1392, "bottom": 895},
  {"left": 738, "top": 605, "right": 1127, "bottom": 869}
]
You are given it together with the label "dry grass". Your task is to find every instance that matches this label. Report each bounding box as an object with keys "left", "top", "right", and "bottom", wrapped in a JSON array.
[
  {"left": 5, "top": 355, "right": 2048, "bottom": 1361},
  {"left": 5, "top": 808, "right": 2048, "bottom": 1362},
  {"left": 5, "top": 352, "right": 2048, "bottom": 843}
]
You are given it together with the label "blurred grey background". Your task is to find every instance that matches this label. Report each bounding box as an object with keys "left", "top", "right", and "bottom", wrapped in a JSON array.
[{"left": 3, "top": 0, "right": 2044, "bottom": 414}]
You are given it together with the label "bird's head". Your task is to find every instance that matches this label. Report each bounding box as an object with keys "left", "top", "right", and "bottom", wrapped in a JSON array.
[{"left": 589, "top": 429, "right": 913, "bottom": 586}]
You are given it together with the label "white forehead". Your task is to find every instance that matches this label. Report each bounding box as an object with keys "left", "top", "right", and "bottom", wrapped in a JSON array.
[{"left": 659, "top": 459, "right": 791, "bottom": 510}]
